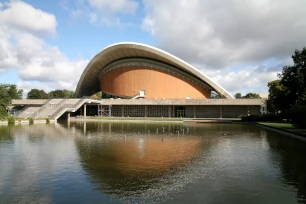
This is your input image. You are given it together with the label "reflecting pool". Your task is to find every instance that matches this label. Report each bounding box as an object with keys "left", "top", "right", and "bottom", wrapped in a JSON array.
[{"left": 0, "top": 121, "right": 306, "bottom": 203}]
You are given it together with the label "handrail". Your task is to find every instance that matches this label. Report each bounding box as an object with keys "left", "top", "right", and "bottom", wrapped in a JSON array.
[
  {"left": 14, "top": 105, "right": 32, "bottom": 117},
  {"left": 31, "top": 98, "right": 53, "bottom": 118},
  {"left": 50, "top": 98, "right": 87, "bottom": 119}
]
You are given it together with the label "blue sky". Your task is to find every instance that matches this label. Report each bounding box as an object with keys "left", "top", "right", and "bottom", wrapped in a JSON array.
[{"left": 1, "top": 0, "right": 306, "bottom": 97}]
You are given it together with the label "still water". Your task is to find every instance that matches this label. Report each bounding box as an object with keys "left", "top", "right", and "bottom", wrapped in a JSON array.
[{"left": 0, "top": 121, "right": 306, "bottom": 204}]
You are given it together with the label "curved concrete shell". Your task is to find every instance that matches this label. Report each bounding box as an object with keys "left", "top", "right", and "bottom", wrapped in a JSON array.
[{"left": 75, "top": 42, "right": 233, "bottom": 99}]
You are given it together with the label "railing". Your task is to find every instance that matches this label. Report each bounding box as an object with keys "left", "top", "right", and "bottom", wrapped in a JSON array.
[
  {"left": 14, "top": 105, "right": 31, "bottom": 117},
  {"left": 49, "top": 106, "right": 66, "bottom": 119},
  {"left": 73, "top": 98, "right": 87, "bottom": 109},
  {"left": 50, "top": 98, "right": 88, "bottom": 119},
  {"left": 31, "top": 98, "right": 53, "bottom": 118}
]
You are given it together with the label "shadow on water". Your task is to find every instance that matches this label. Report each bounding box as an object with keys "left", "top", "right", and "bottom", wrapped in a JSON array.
[{"left": 266, "top": 133, "right": 306, "bottom": 203}]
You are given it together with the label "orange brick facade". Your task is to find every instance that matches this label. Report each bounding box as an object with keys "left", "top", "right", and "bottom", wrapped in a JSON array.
[{"left": 100, "top": 66, "right": 210, "bottom": 99}]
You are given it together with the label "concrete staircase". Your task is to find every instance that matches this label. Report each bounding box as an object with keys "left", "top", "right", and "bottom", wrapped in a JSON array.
[
  {"left": 16, "top": 106, "right": 40, "bottom": 118},
  {"left": 15, "top": 98, "right": 100, "bottom": 120},
  {"left": 50, "top": 98, "right": 88, "bottom": 120}
]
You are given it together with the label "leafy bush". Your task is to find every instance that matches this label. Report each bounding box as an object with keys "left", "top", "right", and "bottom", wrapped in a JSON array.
[
  {"left": 241, "top": 114, "right": 281, "bottom": 122},
  {"left": 7, "top": 117, "right": 15, "bottom": 124},
  {"left": 29, "top": 118, "right": 34, "bottom": 124},
  {"left": 46, "top": 118, "right": 50, "bottom": 123},
  {"left": 282, "top": 104, "right": 306, "bottom": 128},
  {"left": 0, "top": 106, "right": 7, "bottom": 117}
]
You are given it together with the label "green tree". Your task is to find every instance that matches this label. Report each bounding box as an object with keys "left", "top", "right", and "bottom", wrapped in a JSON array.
[
  {"left": 234, "top": 92, "right": 261, "bottom": 99},
  {"left": 278, "top": 47, "right": 306, "bottom": 105},
  {"left": 48, "top": 89, "right": 74, "bottom": 98},
  {"left": 27, "top": 89, "right": 49, "bottom": 99},
  {"left": 267, "top": 47, "right": 306, "bottom": 127},
  {"left": 267, "top": 80, "right": 287, "bottom": 113},
  {"left": 0, "top": 84, "right": 23, "bottom": 107},
  {"left": 243, "top": 92, "right": 261, "bottom": 99},
  {"left": 91, "top": 91, "right": 102, "bottom": 99},
  {"left": 0, "top": 84, "right": 23, "bottom": 116},
  {"left": 234, "top": 93, "right": 242, "bottom": 98},
  {"left": 0, "top": 106, "right": 7, "bottom": 117}
]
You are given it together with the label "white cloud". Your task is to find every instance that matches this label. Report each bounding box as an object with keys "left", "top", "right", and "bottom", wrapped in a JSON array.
[
  {"left": 0, "top": 1, "right": 88, "bottom": 96},
  {"left": 0, "top": 0, "right": 57, "bottom": 34},
  {"left": 88, "top": 0, "right": 138, "bottom": 14},
  {"left": 63, "top": 0, "right": 138, "bottom": 26},
  {"left": 142, "top": 0, "right": 306, "bottom": 95},
  {"left": 143, "top": 0, "right": 306, "bottom": 67}
]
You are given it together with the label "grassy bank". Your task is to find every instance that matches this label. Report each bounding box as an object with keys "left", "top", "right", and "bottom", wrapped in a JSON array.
[{"left": 259, "top": 122, "right": 306, "bottom": 134}]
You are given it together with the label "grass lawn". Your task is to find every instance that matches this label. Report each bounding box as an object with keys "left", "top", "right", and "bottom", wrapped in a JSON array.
[
  {"left": 259, "top": 122, "right": 295, "bottom": 129},
  {"left": 259, "top": 122, "right": 306, "bottom": 134}
]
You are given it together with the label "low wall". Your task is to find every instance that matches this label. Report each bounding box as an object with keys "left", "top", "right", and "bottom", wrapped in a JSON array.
[{"left": 12, "top": 99, "right": 47, "bottom": 105}]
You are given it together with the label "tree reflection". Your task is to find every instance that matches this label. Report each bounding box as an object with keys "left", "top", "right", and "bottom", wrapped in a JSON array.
[
  {"left": 266, "top": 134, "right": 306, "bottom": 202},
  {"left": 0, "top": 125, "right": 14, "bottom": 144}
]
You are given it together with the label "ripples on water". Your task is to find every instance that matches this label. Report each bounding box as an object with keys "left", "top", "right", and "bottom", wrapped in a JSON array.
[{"left": 0, "top": 122, "right": 306, "bottom": 203}]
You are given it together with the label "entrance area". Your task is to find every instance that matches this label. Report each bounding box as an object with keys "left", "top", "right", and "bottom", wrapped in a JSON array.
[{"left": 174, "top": 106, "right": 185, "bottom": 118}]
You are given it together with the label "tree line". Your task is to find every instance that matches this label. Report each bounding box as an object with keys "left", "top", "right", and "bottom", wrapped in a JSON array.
[
  {"left": 0, "top": 85, "right": 75, "bottom": 117},
  {"left": 0, "top": 84, "right": 23, "bottom": 116},
  {"left": 27, "top": 89, "right": 74, "bottom": 99},
  {"left": 234, "top": 93, "right": 261, "bottom": 99},
  {"left": 267, "top": 47, "right": 306, "bottom": 128}
]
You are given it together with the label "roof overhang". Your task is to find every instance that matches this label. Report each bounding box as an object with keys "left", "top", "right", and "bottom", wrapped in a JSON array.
[{"left": 75, "top": 42, "right": 234, "bottom": 99}]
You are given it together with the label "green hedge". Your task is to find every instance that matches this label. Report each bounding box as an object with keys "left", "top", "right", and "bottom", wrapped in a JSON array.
[
  {"left": 7, "top": 117, "right": 15, "bottom": 124},
  {"left": 241, "top": 114, "right": 281, "bottom": 122},
  {"left": 282, "top": 104, "right": 306, "bottom": 128},
  {"left": 0, "top": 106, "right": 7, "bottom": 117}
]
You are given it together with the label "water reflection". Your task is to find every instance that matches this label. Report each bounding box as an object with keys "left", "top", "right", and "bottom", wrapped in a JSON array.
[
  {"left": 266, "top": 133, "right": 306, "bottom": 203},
  {"left": 71, "top": 122, "right": 206, "bottom": 198},
  {"left": 0, "top": 122, "right": 306, "bottom": 203}
]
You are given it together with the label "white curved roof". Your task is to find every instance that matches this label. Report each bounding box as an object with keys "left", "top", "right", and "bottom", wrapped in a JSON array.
[{"left": 75, "top": 42, "right": 233, "bottom": 99}]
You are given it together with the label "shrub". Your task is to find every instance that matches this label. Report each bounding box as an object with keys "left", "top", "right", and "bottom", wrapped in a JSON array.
[
  {"left": 46, "top": 118, "right": 50, "bottom": 124},
  {"left": 283, "top": 104, "right": 306, "bottom": 128},
  {"left": 241, "top": 114, "right": 281, "bottom": 122},
  {"left": 0, "top": 106, "right": 7, "bottom": 117},
  {"left": 7, "top": 117, "right": 15, "bottom": 124},
  {"left": 29, "top": 118, "right": 34, "bottom": 124}
]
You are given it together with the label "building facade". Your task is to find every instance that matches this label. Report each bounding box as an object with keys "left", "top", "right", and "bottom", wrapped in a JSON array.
[{"left": 11, "top": 43, "right": 263, "bottom": 119}]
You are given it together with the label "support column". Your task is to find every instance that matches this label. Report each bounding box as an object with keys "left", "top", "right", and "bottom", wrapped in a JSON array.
[
  {"left": 109, "top": 122, "right": 112, "bottom": 134},
  {"left": 193, "top": 105, "right": 196, "bottom": 118},
  {"left": 109, "top": 105, "right": 112, "bottom": 117},
  {"left": 122, "top": 105, "right": 124, "bottom": 117},
  {"left": 83, "top": 121, "right": 86, "bottom": 135},
  {"left": 220, "top": 106, "right": 223, "bottom": 118},
  {"left": 168, "top": 105, "right": 171, "bottom": 118},
  {"left": 173, "top": 106, "right": 175, "bottom": 117},
  {"left": 67, "top": 112, "right": 70, "bottom": 122},
  {"left": 84, "top": 104, "right": 86, "bottom": 118},
  {"left": 145, "top": 105, "right": 147, "bottom": 118}
]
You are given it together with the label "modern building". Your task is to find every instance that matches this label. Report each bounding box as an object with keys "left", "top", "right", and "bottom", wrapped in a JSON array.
[
  {"left": 75, "top": 42, "right": 233, "bottom": 99},
  {"left": 12, "top": 42, "right": 263, "bottom": 119}
]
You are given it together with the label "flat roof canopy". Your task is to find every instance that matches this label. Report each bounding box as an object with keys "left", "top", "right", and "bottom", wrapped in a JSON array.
[{"left": 75, "top": 42, "right": 234, "bottom": 99}]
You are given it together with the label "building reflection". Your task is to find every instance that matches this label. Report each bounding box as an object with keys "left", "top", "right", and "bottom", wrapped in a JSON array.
[{"left": 72, "top": 121, "right": 205, "bottom": 196}]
